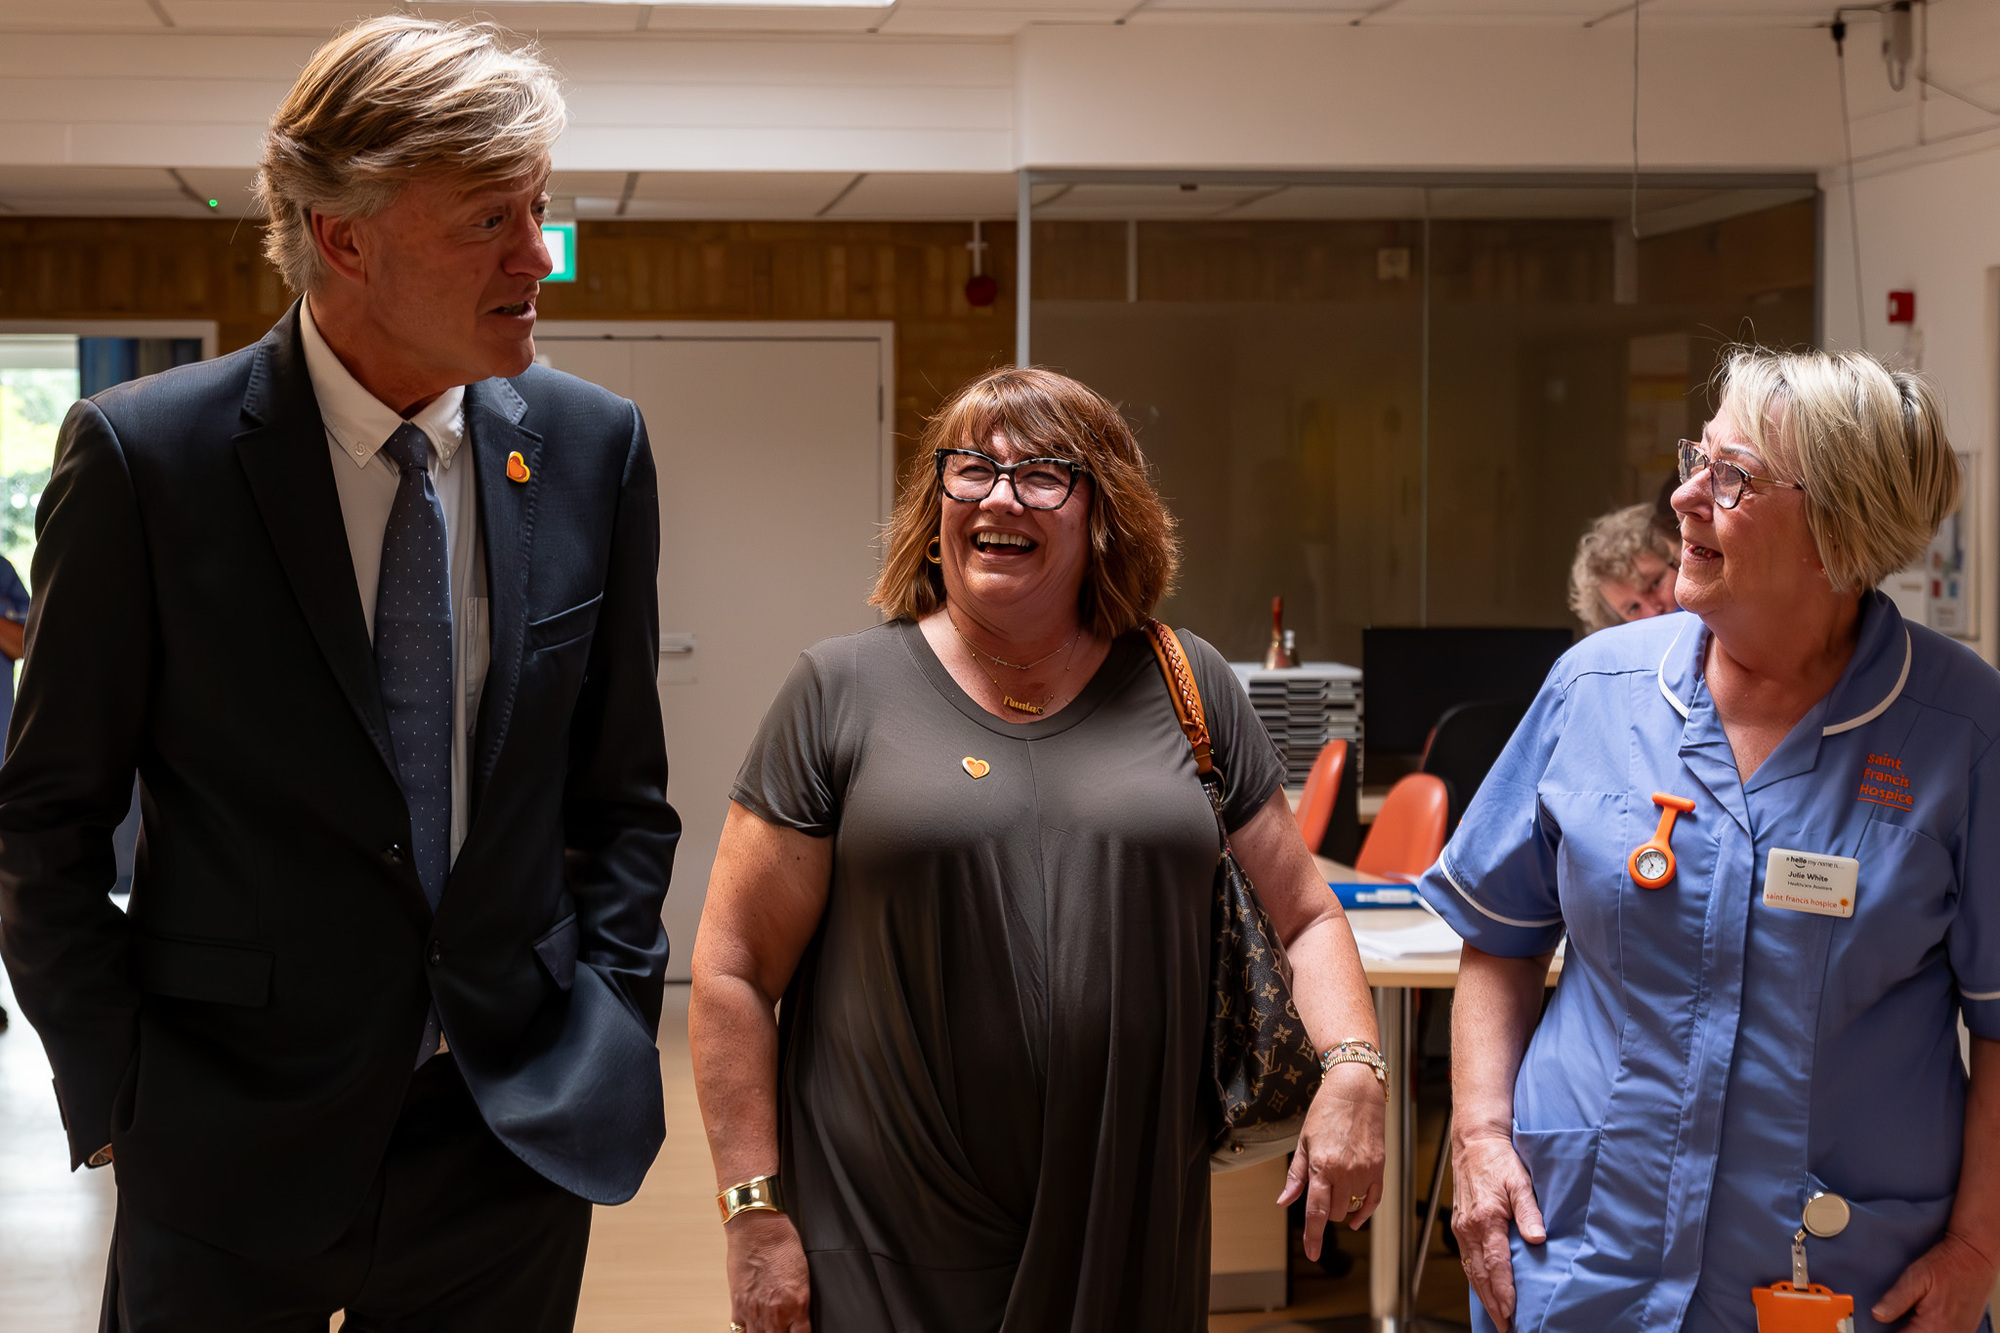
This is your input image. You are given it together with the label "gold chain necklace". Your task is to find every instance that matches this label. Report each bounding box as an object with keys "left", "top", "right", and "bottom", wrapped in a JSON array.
[
  {"left": 972, "top": 627, "right": 1077, "bottom": 673},
  {"left": 947, "top": 612, "right": 1080, "bottom": 716}
]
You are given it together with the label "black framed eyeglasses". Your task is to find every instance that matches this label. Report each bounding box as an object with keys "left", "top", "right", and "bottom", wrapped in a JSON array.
[
  {"left": 1676, "top": 440, "right": 1805, "bottom": 510},
  {"left": 935, "top": 449, "right": 1086, "bottom": 510}
]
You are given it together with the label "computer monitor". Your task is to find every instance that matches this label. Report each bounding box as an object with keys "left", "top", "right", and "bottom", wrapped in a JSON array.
[{"left": 1362, "top": 627, "right": 1575, "bottom": 757}]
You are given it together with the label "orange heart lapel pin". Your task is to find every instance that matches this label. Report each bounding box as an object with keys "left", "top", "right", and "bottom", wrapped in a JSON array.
[
  {"left": 961, "top": 756, "right": 991, "bottom": 779},
  {"left": 506, "top": 451, "right": 531, "bottom": 484}
]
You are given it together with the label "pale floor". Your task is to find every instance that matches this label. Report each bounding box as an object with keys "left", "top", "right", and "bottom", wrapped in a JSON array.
[{"left": 0, "top": 972, "right": 1467, "bottom": 1332}]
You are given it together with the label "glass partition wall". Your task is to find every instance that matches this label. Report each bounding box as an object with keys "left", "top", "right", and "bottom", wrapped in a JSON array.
[{"left": 1017, "top": 173, "right": 1819, "bottom": 667}]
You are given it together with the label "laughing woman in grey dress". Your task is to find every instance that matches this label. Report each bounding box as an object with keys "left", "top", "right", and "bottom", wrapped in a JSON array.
[{"left": 689, "top": 367, "right": 1386, "bottom": 1333}]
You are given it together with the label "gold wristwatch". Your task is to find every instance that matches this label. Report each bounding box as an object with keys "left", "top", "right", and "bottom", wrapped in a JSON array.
[
  {"left": 1320, "top": 1039, "right": 1389, "bottom": 1096},
  {"left": 716, "top": 1173, "right": 786, "bottom": 1225}
]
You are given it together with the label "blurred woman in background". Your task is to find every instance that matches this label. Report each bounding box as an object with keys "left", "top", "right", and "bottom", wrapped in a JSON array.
[{"left": 1567, "top": 501, "right": 1679, "bottom": 632}]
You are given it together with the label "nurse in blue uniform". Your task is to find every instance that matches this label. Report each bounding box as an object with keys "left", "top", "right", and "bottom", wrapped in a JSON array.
[{"left": 1424, "top": 346, "right": 2000, "bottom": 1333}]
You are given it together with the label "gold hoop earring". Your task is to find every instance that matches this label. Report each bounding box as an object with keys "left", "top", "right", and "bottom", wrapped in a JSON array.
[{"left": 927, "top": 537, "right": 942, "bottom": 565}]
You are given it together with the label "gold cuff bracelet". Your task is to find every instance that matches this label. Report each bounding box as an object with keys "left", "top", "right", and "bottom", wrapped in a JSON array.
[{"left": 716, "top": 1173, "right": 786, "bottom": 1225}]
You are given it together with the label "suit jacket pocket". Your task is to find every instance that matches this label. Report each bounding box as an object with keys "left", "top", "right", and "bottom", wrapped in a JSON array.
[
  {"left": 135, "top": 934, "right": 274, "bottom": 1007},
  {"left": 533, "top": 913, "right": 579, "bottom": 991},
  {"left": 526, "top": 595, "right": 603, "bottom": 654}
]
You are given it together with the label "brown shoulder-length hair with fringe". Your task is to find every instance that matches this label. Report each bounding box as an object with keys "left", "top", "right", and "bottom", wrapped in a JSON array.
[{"left": 871, "top": 367, "right": 1179, "bottom": 639}]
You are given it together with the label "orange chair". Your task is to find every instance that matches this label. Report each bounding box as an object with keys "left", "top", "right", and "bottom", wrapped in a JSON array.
[
  {"left": 1353, "top": 772, "right": 1449, "bottom": 880},
  {"left": 1293, "top": 738, "right": 1348, "bottom": 856}
]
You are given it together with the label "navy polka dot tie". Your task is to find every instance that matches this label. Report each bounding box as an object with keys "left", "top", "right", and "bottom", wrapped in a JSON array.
[
  {"left": 376, "top": 422, "right": 453, "bottom": 906},
  {"left": 376, "top": 424, "right": 452, "bottom": 1061}
]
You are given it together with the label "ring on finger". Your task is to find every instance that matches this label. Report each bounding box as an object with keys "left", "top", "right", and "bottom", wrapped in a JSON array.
[
  {"left": 729, "top": 1325, "right": 745, "bottom": 1332},
  {"left": 1346, "top": 1194, "right": 1367, "bottom": 1214}
]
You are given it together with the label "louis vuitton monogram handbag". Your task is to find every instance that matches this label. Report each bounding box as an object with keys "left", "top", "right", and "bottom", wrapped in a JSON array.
[{"left": 1143, "top": 620, "right": 1323, "bottom": 1171}]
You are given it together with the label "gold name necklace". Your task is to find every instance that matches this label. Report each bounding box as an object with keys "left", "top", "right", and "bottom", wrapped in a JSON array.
[{"left": 947, "top": 613, "right": 1080, "bottom": 716}]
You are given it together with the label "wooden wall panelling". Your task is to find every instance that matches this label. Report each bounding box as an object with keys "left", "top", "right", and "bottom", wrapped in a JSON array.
[
  {"left": 539, "top": 221, "right": 1017, "bottom": 477},
  {"left": 0, "top": 207, "right": 1813, "bottom": 659},
  {"left": 0, "top": 218, "right": 288, "bottom": 353},
  {"left": 1637, "top": 198, "right": 1817, "bottom": 307},
  {"left": 0, "top": 218, "right": 1020, "bottom": 479}
]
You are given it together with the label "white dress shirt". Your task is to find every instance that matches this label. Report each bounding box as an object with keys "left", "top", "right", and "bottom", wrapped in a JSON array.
[{"left": 299, "top": 299, "right": 488, "bottom": 864}]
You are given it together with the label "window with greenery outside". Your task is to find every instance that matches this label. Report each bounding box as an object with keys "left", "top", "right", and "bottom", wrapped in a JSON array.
[{"left": 0, "top": 368, "right": 72, "bottom": 581}]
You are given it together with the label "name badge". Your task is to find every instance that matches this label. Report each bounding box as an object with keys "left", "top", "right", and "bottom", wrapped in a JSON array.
[{"left": 1763, "top": 849, "right": 1859, "bottom": 919}]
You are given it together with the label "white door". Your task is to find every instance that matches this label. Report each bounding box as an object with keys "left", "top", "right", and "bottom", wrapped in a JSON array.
[{"left": 535, "top": 324, "right": 892, "bottom": 981}]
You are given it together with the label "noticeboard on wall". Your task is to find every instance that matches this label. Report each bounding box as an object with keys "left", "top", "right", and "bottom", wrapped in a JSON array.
[{"left": 1883, "top": 450, "right": 1976, "bottom": 639}]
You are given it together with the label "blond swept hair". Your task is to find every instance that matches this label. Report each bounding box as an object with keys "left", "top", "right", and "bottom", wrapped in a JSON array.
[
  {"left": 1717, "top": 346, "right": 1959, "bottom": 594},
  {"left": 1568, "top": 503, "right": 1678, "bottom": 633},
  {"left": 872, "top": 367, "right": 1179, "bottom": 639},
  {"left": 256, "top": 16, "right": 566, "bottom": 294}
]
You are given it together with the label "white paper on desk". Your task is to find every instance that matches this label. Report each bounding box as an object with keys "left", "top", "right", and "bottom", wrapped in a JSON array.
[{"left": 1350, "top": 915, "right": 1468, "bottom": 960}]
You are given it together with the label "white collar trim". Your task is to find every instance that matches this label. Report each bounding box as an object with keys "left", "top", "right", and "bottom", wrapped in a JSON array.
[
  {"left": 1657, "top": 622, "right": 1692, "bottom": 720},
  {"left": 1656, "top": 621, "right": 1911, "bottom": 736},
  {"left": 1822, "top": 628, "right": 1911, "bottom": 736}
]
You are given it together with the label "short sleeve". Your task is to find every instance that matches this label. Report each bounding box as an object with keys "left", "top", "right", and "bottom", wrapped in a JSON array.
[
  {"left": 1952, "top": 733, "right": 2000, "bottom": 1038},
  {"left": 1179, "top": 630, "right": 1287, "bottom": 833},
  {"left": 1415, "top": 670, "right": 1569, "bottom": 957},
  {"left": 730, "top": 649, "right": 839, "bottom": 837}
]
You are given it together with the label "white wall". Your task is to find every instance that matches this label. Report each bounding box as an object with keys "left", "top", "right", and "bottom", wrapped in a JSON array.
[
  {"left": 0, "top": 31, "right": 1016, "bottom": 174},
  {"left": 1822, "top": 128, "right": 2000, "bottom": 666},
  {"left": 0, "top": 21, "right": 1854, "bottom": 177},
  {"left": 1015, "top": 23, "right": 1840, "bottom": 171}
]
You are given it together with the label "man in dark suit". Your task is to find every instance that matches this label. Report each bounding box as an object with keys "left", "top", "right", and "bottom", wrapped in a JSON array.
[{"left": 0, "top": 17, "right": 678, "bottom": 1330}]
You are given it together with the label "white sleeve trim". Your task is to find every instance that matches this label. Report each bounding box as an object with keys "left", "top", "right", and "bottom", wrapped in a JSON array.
[
  {"left": 1439, "top": 860, "right": 1565, "bottom": 930},
  {"left": 1962, "top": 986, "right": 2000, "bottom": 1001}
]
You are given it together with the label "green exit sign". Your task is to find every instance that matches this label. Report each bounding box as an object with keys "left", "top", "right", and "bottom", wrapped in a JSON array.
[{"left": 542, "top": 221, "right": 577, "bottom": 283}]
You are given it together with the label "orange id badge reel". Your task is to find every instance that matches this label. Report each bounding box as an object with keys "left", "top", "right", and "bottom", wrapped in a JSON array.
[
  {"left": 1752, "top": 1284, "right": 1853, "bottom": 1333},
  {"left": 1753, "top": 1195, "right": 1856, "bottom": 1333}
]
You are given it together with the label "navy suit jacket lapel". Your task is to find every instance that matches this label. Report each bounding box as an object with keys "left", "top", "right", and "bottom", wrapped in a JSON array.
[
  {"left": 231, "top": 305, "right": 399, "bottom": 784},
  {"left": 465, "top": 375, "right": 542, "bottom": 815}
]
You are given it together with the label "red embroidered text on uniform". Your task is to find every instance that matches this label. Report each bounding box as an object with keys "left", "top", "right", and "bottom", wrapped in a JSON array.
[{"left": 1859, "top": 753, "right": 1914, "bottom": 810}]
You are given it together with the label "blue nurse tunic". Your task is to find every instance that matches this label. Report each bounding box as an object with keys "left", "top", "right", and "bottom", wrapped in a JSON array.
[{"left": 1417, "top": 594, "right": 2000, "bottom": 1333}]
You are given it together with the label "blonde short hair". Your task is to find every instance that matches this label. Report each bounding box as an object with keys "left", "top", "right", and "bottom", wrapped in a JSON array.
[
  {"left": 872, "top": 367, "right": 1179, "bottom": 639},
  {"left": 256, "top": 16, "right": 566, "bottom": 294},
  {"left": 1568, "top": 503, "right": 1678, "bottom": 633},
  {"left": 1717, "top": 346, "right": 1960, "bottom": 594}
]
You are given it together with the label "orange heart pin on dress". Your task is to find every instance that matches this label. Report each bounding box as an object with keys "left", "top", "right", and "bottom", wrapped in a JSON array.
[
  {"left": 506, "top": 451, "right": 531, "bottom": 483},
  {"left": 961, "top": 757, "right": 990, "bottom": 779}
]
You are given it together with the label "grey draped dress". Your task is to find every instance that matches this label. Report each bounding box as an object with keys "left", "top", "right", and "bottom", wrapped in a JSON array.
[{"left": 731, "top": 620, "right": 1284, "bottom": 1333}]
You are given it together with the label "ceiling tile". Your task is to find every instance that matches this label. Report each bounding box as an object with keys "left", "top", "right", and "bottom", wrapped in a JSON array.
[
  {"left": 607, "top": 169, "right": 855, "bottom": 216},
  {"left": 0, "top": 165, "right": 204, "bottom": 214},
  {"left": 414, "top": 2, "right": 646, "bottom": 33},
  {"left": 624, "top": 4, "right": 885, "bottom": 34},
  {"left": 0, "top": 0, "right": 166, "bottom": 30},
  {"left": 548, "top": 170, "right": 634, "bottom": 199},
  {"left": 172, "top": 166, "right": 261, "bottom": 213},
  {"left": 821, "top": 170, "right": 1016, "bottom": 217},
  {"left": 1034, "top": 180, "right": 1281, "bottom": 219},
  {"left": 159, "top": 1, "right": 401, "bottom": 32}
]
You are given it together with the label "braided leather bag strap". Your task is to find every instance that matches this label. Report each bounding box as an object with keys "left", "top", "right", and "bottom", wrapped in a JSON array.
[
  {"left": 1142, "top": 617, "right": 1322, "bottom": 1168},
  {"left": 1143, "top": 619, "right": 1214, "bottom": 777}
]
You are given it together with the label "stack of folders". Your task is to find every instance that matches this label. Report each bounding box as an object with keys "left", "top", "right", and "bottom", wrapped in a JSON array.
[{"left": 1228, "top": 661, "right": 1363, "bottom": 788}]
